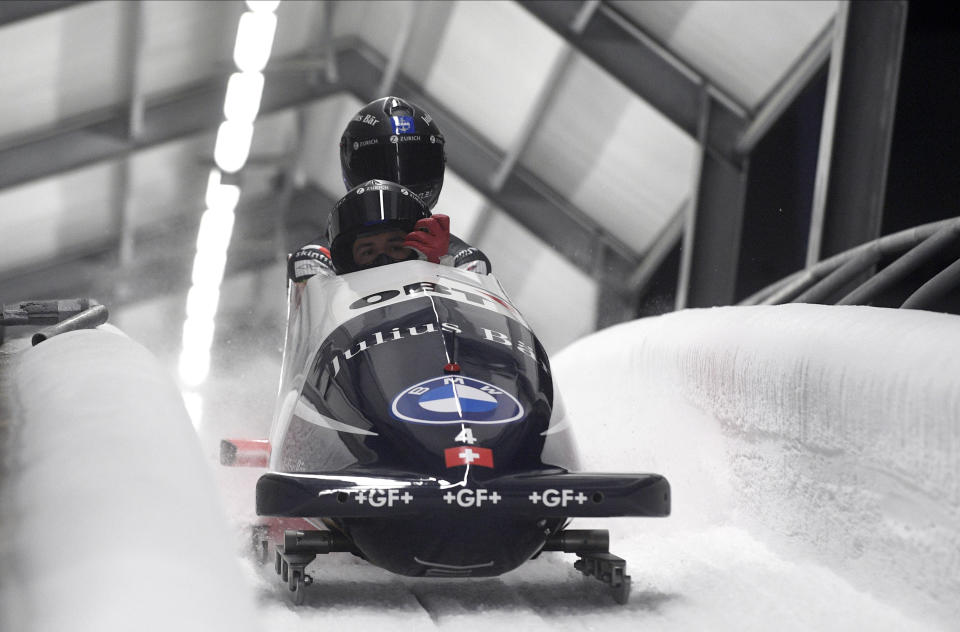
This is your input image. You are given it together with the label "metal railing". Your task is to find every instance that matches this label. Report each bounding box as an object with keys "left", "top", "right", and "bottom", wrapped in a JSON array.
[
  {"left": 0, "top": 299, "right": 108, "bottom": 346},
  {"left": 740, "top": 217, "right": 960, "bottom": 312}
]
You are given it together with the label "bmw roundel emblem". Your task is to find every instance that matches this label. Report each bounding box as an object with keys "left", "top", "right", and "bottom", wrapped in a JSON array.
[{"left": 391, "top": 376, "right": 524, "bottom": 425}]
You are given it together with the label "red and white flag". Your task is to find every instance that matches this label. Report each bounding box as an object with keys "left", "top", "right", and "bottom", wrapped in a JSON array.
[{"left": 444, "top": 446, "right": 494, "bottom": 468}]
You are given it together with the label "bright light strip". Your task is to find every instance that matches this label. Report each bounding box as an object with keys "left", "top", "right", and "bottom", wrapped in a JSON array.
[
  {"left": 233, "top": 11, "right": 277, "bottom": 72},
  {"left": 180, "top": 390, "right": 204, "bottom": 428},
  {"left": 191, "top": 249, "right": 228, "bottom": 289},
  {"left": 179, "top": 316, "right": 215, "bottom": 386},
  {"left": 182, "top": 318, "right": 215, "bottom": 359},
  {"left": 223, "top": 71, "right": 264, "bottom": 123},
  {"left": 195, "top": 208, "right": 236, "bottom": 259},
  {"left": 179, "top": 343, "right": 211, "bottom": 387},
  {"left": 185, "top": 285, "right": 222, "bottom": 321},
  {"left": 204, "top": 169, "right": 223, "bottom": 208},
  {"left": 214, "top": 120, "right": 254, "bottom": 173},
  {"left": 205, "top": 170, "right": 241, "bottom": 212},
  {"left": 245, "top": 0, "right": 280, "bottom": 13},
  {"left": 181, "top": 204, "right": 233, "bottom": 384},
  {"left": 181, "top": 2, "right": 280, "bottom": 388}
]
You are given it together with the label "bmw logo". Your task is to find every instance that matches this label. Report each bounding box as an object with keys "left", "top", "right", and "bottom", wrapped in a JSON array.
[{"left": 391, "top": 376, "right": 524, "bottom": 424}]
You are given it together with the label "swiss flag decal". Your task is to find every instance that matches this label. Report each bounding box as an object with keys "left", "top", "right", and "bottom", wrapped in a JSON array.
[{"left": 444, "top": 446, "right": 494, "bottom": 468}]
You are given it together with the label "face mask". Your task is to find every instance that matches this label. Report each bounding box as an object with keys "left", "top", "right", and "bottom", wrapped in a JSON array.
[{"left": 359, "top": 250, "right": 417, "bottom": 270}]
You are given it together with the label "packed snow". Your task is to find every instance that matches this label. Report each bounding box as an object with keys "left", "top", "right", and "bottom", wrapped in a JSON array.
[{"left": 2, "top": 303, "right": 958, "bottom": 631}]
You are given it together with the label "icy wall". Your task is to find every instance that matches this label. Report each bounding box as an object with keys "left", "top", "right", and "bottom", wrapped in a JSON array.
[
  {"left": 554, "top": 303, "right": 960, "bottom": 629},
  {"left": 3, "top": 304, "right": 957, "bottom": 631},
  {"left": 0, "top": 328, "right": 260, "bottom": 632}
]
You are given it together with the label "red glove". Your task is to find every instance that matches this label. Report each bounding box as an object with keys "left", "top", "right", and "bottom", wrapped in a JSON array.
[{"left": 404, "top": 214, "right": 450, "bottom": 264}]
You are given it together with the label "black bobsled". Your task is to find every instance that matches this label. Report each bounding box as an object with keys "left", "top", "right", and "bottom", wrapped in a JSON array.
[{"left": 226, "top": 260, "right": 670, "bottom": 605}]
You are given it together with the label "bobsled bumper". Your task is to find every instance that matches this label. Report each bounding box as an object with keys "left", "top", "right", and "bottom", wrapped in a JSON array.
[{"left": 257, "top": 471, "right": 670, "bottom": 518}]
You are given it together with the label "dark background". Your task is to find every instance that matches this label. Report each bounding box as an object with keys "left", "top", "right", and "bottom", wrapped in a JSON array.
[
  {"left": 638, "top": 2, "right": 960, "bottom": 314},
  {"left": 744, "top": 1, "right": 960, "bottom": 298},
  {"left": 883, "top": 1, "right": 960, "bottom": 234}
]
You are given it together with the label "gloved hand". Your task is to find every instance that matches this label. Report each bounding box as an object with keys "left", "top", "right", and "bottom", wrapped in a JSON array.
[{"left": 404, "top": 214, "right": 450, "bottom": 264}]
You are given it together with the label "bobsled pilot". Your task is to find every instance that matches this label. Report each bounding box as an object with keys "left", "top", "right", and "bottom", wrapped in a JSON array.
[
  {"left": 291, "top": 178, "right": 467, "bottom": 280},
  {"left": 287, "top": 96, "right": 491, "bottom": 282}
]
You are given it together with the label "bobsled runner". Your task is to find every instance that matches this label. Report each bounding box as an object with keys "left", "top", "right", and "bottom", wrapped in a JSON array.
[{"left": 222, "top": 260, "right": 670, "bottom": 604}]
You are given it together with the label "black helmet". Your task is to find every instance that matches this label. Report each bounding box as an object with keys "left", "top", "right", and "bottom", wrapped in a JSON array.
[
  {"left": 340, "top": 96, "right": 445, "bottom": 209},
  {"left": 327, "top": 179, "right": 431, "bottom": 273}
]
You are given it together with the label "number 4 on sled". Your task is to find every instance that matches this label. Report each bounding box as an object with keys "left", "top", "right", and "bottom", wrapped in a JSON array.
[{"left": 455, "top": 427, "right": 477, "bottom": 445}]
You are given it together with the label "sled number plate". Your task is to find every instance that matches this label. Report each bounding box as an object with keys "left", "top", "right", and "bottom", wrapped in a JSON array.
[{"left": 454, "top": 427, "right": 477, "bottom": 444}]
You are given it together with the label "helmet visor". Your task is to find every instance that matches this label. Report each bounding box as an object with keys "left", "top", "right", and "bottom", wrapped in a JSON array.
[
  {"left": 345, "top": 140, "right": 444, "bottom": 192},
  {"left": 328, "top": 183, "right": 429, "bottom": 242}
]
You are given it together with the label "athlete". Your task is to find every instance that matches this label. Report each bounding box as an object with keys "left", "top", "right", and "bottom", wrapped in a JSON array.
[
  {"left": 290, "top": 179, "right": 465, "bottom": 280},
  {"left": 287, "top": 96, "right": 490, "bottom": 282}
]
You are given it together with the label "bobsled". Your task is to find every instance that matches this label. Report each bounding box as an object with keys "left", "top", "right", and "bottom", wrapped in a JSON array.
[{"left": 222, "top": 259, "right": 670, "bottom": 604}]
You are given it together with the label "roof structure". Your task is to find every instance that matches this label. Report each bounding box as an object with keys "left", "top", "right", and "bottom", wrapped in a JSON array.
[{"left": 1, "top": 0, "right": 909, "bottom": 356}]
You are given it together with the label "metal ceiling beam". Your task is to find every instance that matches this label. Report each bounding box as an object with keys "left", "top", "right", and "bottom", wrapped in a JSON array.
[
  {"left": 0, "top": 38, "right": 637, "bottom": 292},
  {"left": 626, "top": 201, "right": 685, "bottom": 297},
  {"left": 377, "top": 0, "right": 420, "bottom": 96},
  {"left": 320, "top": 0, "right": 338, "bottom": 85},
  {"left": 676, "top": 88, "right": 749, "bottom": 309},
  {"left": 683, "top": 146, "right": 749, "bottom": 308},
  {"left": 490, "top": 0, "right": 598, "bottom": 192},
  {"left": 807, "top": 0, "right": 907, "bottom": 264},
  {"left": 0, "top": 186, "right": 330, "bottom": 307},
  {"left": 521, "top": 0, "right": 754, "bottom": 308},
  {"left": 343, "top": 46, "right": 639, "bottom": 282},
  {"left": 0, "top": 55, "right": 346, "bottom": 191},
  {"left": 0, "top": 1, "right": 84, "bottom": 27},
  {"left": 518, "top": 0, "right": 749, "bottom": 166},
  {"left": 735, "top": 15, "right": 834, "bottom": 156},
  {"left": 113, "top": 0, "right": 145, "bottom": 280},
  {"left": 481, "top": 0, "right": 641, "bottom": 318}
]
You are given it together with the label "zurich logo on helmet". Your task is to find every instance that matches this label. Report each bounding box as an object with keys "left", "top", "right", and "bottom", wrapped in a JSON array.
[{"left": 391, "top": 376, "right": 524, "bottom": 425}]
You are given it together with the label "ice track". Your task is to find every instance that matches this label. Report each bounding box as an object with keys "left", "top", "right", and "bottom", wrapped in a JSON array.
[{"left": 3, "top": 303, "right": 959, "bottom": 631}]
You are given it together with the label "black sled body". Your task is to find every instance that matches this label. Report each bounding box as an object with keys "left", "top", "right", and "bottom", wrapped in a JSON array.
[{"left": 240, "top": 261, "right": 669, "bottom": 600}]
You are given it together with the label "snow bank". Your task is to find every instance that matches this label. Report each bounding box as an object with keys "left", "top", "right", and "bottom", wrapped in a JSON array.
[
  {"left": 0, "top": 328, "right": 260, "bottom": 632},
  {"left": 553, "top": 304, "right": 960, "bottom": 629}
]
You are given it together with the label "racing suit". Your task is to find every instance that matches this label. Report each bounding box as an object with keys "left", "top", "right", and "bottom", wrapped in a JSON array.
[{"left": 287, "top": 233, "right": 491, "bottom": 283}]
